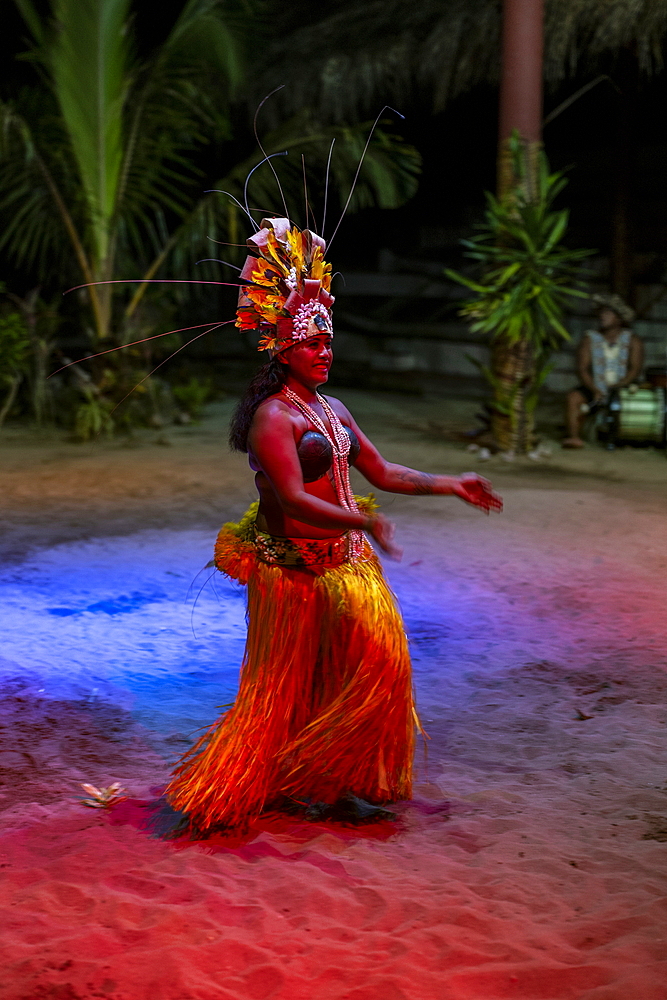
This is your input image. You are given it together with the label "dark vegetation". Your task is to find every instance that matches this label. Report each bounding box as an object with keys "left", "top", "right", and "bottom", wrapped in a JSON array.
[
  {"left": 2, "top": 1, "right": 667, "bottom": 438},
  {"left": 0, "top": 0, "right": 419, "bottom": 438}
]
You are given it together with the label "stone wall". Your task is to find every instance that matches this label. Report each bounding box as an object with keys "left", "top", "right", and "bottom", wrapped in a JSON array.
[{"left": 331, "top": 272, "right": 667, "bottom": 396}]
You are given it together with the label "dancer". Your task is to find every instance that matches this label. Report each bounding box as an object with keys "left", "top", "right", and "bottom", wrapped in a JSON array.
[{"left": 166, "top": 217, "right": 502, "bottom": 832}]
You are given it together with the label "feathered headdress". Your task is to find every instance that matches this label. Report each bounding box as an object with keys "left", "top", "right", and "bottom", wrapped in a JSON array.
[{"left": 235, "top": 217, "right": 335, "bottom": 354}]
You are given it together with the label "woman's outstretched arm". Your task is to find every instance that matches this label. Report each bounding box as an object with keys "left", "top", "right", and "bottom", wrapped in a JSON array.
[{"left": 327, "top": 397, "right": 502, "bottom": 514}]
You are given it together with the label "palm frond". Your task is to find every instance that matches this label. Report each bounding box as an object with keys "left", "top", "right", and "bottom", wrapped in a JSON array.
[
  {"left": 2, "top": 1, "right": 422, "bottom": 343},
  {"left": 160, "top": 0, "right": 248, "bottom": 95},
  {"left": 130, "top": 116, "right": 421, "bottom": 292},
  {"left": 114, "top": 0, "right": 253, "bottom": 269},
  {"left": 0, "top": 97, "right": 86, "bottom": 283},
  {"left": 265, "top": 0, "right": 667, "bottom": 119},
  {"left": 12, "top": 0, "right": 45, "bottom": 45},
  {"left": 49, "top": 0, "right": 132, "bottom": 268}
]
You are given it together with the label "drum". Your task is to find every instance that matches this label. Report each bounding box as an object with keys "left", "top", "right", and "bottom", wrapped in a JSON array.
[
  {"left": 609, "top": 387, "right": 666, "bottom": 443},
  {"left": 646, "top": 367, "right": 667, "bottom": 389}
]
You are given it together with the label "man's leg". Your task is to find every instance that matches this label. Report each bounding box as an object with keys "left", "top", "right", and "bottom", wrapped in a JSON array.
[{"left": 562, "top": 389, "right": 587, "bottom": 448}]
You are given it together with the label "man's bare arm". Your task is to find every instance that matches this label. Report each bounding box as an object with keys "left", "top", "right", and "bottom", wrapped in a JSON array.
[
  {"left": 616, "top": 335, "right": 644, "bottom": 387},
  {"left": 577, "top": 336, "right": 598, "bottom": 395}
]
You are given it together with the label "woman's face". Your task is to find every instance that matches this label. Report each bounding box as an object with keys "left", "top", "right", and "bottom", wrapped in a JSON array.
[{"left": 281, "top": 333, "right": 333, "bottom": 387}]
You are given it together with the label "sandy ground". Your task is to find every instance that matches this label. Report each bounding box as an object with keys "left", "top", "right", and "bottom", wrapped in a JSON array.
[{"left": 0, "top": 390, "right": 666, "bottom": 1000}]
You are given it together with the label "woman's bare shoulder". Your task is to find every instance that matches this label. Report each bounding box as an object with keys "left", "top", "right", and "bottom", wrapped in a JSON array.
[
  {"left": 321, "top": 394, "right": 353, "bottom": 421},
  {"left": 254, "top": 394, "right": 302, "bottom": 424},
  {"left": 255, "top": 394, "right": 291, "bottom": 415},
  {"left": 251, "top": 395, "right": 301, "bottom": 437}
]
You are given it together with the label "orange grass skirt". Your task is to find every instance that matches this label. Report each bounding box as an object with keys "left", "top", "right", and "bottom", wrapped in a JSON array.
[{"left": 166, "top": 503, "right": 417, "bottom": 830}]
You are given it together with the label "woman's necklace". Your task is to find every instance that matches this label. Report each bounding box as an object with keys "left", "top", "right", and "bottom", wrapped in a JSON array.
[{"left": 281, "top": 385, "right": 364, "bottom": 559}]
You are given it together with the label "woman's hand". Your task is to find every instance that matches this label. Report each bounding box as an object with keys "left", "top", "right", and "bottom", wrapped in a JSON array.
[
  {"left": 452, "top": 473, "right": 503, "bottom": 514},
  {"left": 364, "top": 513, "right": 403, "bottom": 560}
]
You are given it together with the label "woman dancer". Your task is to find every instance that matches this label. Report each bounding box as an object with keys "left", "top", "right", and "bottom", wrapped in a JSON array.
[{"left": 167, "top": 217, "right": 501, "bottom": 831}]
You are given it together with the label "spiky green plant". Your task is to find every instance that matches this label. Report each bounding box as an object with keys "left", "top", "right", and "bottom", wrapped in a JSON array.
[
  {"left": 73, "top": 388, "right": 115, "bottom": 442},
  {"left": 172, "top": 377, "right": 212, "bottom": 422},
  {"left": 446, "top": 137, "right": 592, "bottom": 451},
  {"left": 0, "top": 309, "right": 30, "bottom": 429}
]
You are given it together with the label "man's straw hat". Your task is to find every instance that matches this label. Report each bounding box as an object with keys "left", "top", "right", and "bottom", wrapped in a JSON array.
[{"left": 591, "top": 292, "right": 635, "bottom": 324}]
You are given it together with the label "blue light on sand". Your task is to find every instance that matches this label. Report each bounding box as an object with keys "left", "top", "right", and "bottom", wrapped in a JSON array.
[
  {"left": 1, "top": 530, "right": 247, "bottom": 741},
  {"left": 48, "top": 591, "right": 168, "bottom": 617}
]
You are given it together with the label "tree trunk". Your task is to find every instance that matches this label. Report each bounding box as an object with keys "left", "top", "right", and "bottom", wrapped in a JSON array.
[
  {"left": 0, "top": 374, "right": 22, "bottom": 430},
  {"left": 7, "top": 288, "right": 53, "bottom": 426},
  {"left": 497, "top": 0, "right": 544, "bottom": 197},
  {"left": 492, "top": 0, "right": 544, "bottom": 453},
  {"left": 16, "top": 289, "right": 52, "bottom": 425},
  {"left": 611, "top": 55, "right": 635, "bottom": 302},
  {"left": 32, "top": 337, "right": 53, "bottom": 426},
  {"left": 490, "top": 338, "right": 535, "bottom": 452}
]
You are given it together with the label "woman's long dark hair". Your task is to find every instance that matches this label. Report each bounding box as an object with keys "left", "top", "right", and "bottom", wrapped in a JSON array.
[{"left": 229, "top": 357, "right": 286, "bottom": 452}]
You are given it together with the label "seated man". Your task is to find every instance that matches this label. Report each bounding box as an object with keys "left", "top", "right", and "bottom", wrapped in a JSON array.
[{"left": 563, "top": 293, "right": 644, "bottom": 448}]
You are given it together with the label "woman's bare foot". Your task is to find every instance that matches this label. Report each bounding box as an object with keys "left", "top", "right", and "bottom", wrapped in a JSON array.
[{"left": 562, "top": 437, "right": 585, "bottom": 449}]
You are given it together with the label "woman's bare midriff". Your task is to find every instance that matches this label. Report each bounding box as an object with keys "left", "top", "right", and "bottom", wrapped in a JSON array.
[{"left": 253, "top": 470, "right": 346, "bottom": 539}]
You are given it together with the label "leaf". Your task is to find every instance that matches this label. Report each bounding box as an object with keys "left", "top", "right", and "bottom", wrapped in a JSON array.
[
  {"left": 162, "top": 0, "right": 246, "bottom": 94},
  {"left": 0, "top": 99, "right": 79, "bottom": 280},
  {"left": 495, "top": 262, "right": 522, "bottom": 285},
  {"left": 444, "top": 268, "right": 487, "bottom": 293},
  {"left": 543, "top": 211, "right": 568, "bottom": 251},
  {"left": 81, "top": 783, "right": 102, "bottom": 798},
  {"left": 50, "top": 0, "right": 132, "bottom": 268},
  {"left": 131, "top": 115, "right": 421, "bottom": 307},
  {"left": 13, "top": 0, "right": 44, "bottom": 44},
  {"left": 2, "top": 2, "right": 423, "bottom": 348},
  {"left": 447, "top": 156, "right": 593, "bottom": 354},
  {"left": 79, "top": 781, "right": 127, "bottom": 808}
]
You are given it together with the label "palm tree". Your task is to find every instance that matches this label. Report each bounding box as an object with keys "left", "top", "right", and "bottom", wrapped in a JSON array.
[
  {"left": 264, "top": 0, "right": 667, "bottom": 121},
  {"left": 0, "top": 0, "right": 421, "bottom": 352}
]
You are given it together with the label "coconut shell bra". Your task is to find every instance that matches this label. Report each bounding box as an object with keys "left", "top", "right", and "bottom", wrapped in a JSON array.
[{"left": 298, "top": 426, "right": 360, "bottom": 483}]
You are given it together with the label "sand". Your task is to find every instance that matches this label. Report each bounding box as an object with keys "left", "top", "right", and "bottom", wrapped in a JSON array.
[{"left": 0, "top": 391, "right": 666, "bottom": 1000}]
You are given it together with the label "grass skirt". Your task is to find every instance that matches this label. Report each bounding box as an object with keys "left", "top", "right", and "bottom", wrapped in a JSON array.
[{"left": 166, "top": 502, "right": 417, "bottom": 830}]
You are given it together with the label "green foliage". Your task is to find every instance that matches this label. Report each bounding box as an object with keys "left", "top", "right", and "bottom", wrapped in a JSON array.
[
  {"left": 51, "top": 0, "right": 131, "bottom": 270},
  {"left": 0, "top": 310, "right": 30, "bottom": 383},
  {"left": 73, "top": 388, "right": 115, "bottom": 441},
  {"left": 268, "top": 0, "right": 667, "bottom": 121},
  {"left": 446, "top": 137, "right": 592, "bottom": 352},
  {"left": 172, "top": 377, "right": 212, "bottom": 421},
  {"left": 0, "top": 0, "right": 421, "bottom": 353},
  {"left": 161, "top": 113, "right": 420, "bottom": 305},
  {"left": 448, "top": 136, "right": 593, "bottom": 452},
  {"left": 69, "top": 367, "right": 169, "bottom": 440},
  {"left": 0, "top": 1, "right": 421, "bottom": 438},
  {"left": 64, "top": 366, "right": 188, "bottom": 439},
  {"left": 0, "top": 307, "right": 30, "bottom": 428},
  {"left": 0, "top": 0, "right": 251, "bottom": 339}
]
